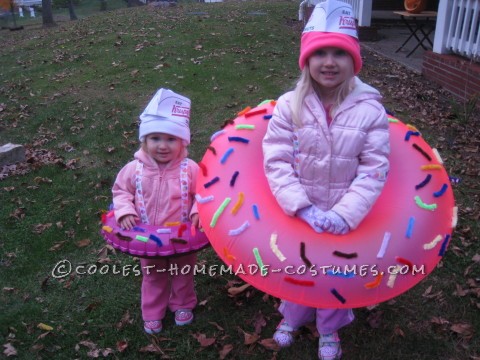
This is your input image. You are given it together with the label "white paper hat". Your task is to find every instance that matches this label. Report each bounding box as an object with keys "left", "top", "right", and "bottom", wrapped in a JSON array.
[
  {"left": 299, "top": 0, "right": 362, "bottom": 73},
  {"left": 303, "top": 0, "right": 358, "bottom": 38},
  {"left": 139, "top": 88, "right": 191, "bottom": 144}
]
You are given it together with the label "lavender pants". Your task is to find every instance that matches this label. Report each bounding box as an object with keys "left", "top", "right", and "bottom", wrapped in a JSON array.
[
  {"left": 279, "top": 300, "right": 354, "bottom": 335},
  {"left": 140, "top": 253, "right": 197, "bottom": 321}
]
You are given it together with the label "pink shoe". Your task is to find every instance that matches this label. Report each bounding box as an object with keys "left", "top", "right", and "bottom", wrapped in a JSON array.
[
  {"left": 175, "top": 309, "right": 194, "bottom": 326},
  {"left": 318, "top": 332, "right": 342, "bottom": 360},
  {"left": 144, "top": 320, "right": 162, "bottom": 334},
  {"left": 273, "top": 320, "right": 295, "bottom": 348}
]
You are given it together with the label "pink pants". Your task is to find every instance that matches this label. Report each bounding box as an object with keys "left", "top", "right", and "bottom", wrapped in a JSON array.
[
  {"left": 140, "top": 253, "right": 197, "bottom": 321},
  {"left": 279, "top": 301, "right": 354, "bottom": 335}
]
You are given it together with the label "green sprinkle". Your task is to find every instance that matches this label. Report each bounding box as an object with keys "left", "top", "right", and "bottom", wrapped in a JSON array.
[
  {"left": 210, "top": 197, "right": 231, "bottom": 228},
  {"left": 388, "top": 118, "right": 399, "bottom": 123},
  {"left": 135, "top": 235, "right": 149, "bottom": 242},
  {"left": 257, "top": 99, "right": 273, "bottom": 106},
  {"left": 414, "top": 196, "right": 437, "bottom": 211},
  {"left": 235, "top": 124, "right": 255, "bottom": 130},
  {"left": 253, "top": 247, "right": 268, "bottom": 276}
]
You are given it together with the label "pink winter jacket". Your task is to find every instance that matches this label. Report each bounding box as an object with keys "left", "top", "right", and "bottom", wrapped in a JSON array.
[
  {"left": 263, "top": 77, "right": 390, "bottom": 230},
  {"left": 112, "top": 148, "right": 199, "bottom": 226}
]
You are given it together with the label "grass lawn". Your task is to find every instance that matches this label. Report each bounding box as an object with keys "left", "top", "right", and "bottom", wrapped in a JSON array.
[{"left": 1, "top": 1, "right": 479, "bottom": 359}]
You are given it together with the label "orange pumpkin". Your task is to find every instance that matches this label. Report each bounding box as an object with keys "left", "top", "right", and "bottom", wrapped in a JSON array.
[{"left": 404, "top": 0, "right": 427, "bottom": 14}]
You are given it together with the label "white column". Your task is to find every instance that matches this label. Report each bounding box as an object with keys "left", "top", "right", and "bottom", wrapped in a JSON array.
[
  {"left": 357, "top": 0, "right": 372, "bottom": 27},
  {"left": 433, "top": 0, "right": 453, "bottom": 54}
]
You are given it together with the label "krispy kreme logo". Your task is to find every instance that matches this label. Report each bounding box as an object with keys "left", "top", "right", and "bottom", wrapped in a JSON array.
[
  {"left": 171, "top": 104, "right": 190, "bottom": 118},
  {"left": 339, "top": 16, "right": 356, "bottom": 30}
]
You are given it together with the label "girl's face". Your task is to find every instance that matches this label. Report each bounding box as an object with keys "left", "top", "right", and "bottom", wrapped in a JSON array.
[
  {"left": 308, "top": 47, "right": 354, "bottom": 92},
  {"left": 144, "top": 133, "right": 183, "bottom": 164}
]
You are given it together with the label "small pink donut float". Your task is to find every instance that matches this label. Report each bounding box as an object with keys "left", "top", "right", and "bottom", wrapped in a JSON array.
[
  {"left": 196, "top": 100, "right": 457, "bottom": 308},
  {"left": 100, "top": 211, "right": 210, "bottom": 258}
]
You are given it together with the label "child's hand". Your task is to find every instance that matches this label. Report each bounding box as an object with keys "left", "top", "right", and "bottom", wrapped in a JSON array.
[
  {"left": 316, "top": 210, "right": 350, "bottom": 235},
  {"left": 119, "top": 215, "right": 137, "bottom": 230},
  {"left": 191, "top": 213, "right": 202, "bottom": 229},
  {"left": 296, "top": 205, "right": 324, "bottom": 233}
]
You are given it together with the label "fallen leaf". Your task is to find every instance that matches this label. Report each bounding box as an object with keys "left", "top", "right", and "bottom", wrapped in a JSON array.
[
  {"left": 116, "top": 340, "right": 128, "bottom": 352},
  {"left": 431, "top": 316, "right": 450, "bottom": 325},
  {"left": 3, "top": 343, "right": 17, "bottom": 357},
  {"left": 253, "top": 311, "right": 267, "bottom": 334},
  {"left": 219, "top": 344, "right": 233, "bottom": 359},
  {"left": 37, "top": 323, "right": 54, "bottom": 331},
  {"left": 227, "top": 283, "right": 251, "bottom": 296},
  {"left": 450, "top": 323, "right": 474, "bottom": 341},
  {"left": 243, "top": 331, "right": 260, "bottom": 345},
  {"left": 139, "top": 343, "right": 164, "bottom": 354},
  {"left": 33, "top": 223, "right": 53, "bottom": 234},
  {"left": 116, "top": 310, "right": 133, "bottom": 330},
  {"left": 258, "top": 338, "right": 280, "bottom": 351},
  {"left": 192, "top": 332, "right": 216, "bottom": 347},
  {"left": 76, "top": 239, "right": 91, "bottom": 248},
  {"left": 209, "top": 321, "right": 224, "bottom": 331},
  {"left": 48, "top": 241, "right": 66, "bottom": 251}
]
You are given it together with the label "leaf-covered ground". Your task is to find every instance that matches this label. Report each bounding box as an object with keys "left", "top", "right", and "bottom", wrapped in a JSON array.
[{"left": 0, "top": 1, "right": 479, "bottom": 359}]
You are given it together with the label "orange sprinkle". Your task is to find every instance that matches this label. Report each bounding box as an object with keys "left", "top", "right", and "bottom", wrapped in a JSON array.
[
  {"left": 421, "top": 164, "right": 442, "bottom": 170},
  {"left": 223, "top": 247, "right": 236, "bottom": 261},
  {"left": 164, "top": 221, "right": 181, "bottom": 227},
  {"left": 364, "top": 273, "right": 384, "bottom": 289},
  {"left": 231, "top": 192, "right": 245, "bottom": 215},
  {"left": 237, "top": 106, "right": 252, "bottom": 117}
]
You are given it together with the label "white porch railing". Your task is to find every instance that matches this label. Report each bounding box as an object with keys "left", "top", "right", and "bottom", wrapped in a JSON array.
[
  {"left": 299, "top": 0, "right": 372, "bottom": 27},
  {"left": 15, "top": 0, "right": 42, "bottom": 6},
  {"left": 434, "top": 0, "right": 480, "bottom": 60}
]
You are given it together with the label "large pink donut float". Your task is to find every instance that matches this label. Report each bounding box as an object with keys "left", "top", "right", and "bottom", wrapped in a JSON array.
[
  {"left": 100, "top": 212, "right": 209, "bottom": 258},
  {"left": 196, "top": 100, "right": 456, "bottom": 308}
]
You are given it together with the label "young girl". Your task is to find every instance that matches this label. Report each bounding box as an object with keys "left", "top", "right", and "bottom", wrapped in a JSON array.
[
  {"left": 112, "top": 88, "right": 200, "bottom": 334},
  {"left": 262, "top": 1, "right": 390, "bottom": 359}
]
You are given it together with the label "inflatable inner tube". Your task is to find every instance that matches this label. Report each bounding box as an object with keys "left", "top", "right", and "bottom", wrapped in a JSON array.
[
  {"left": 100, "top": 211, "right": 209, "bottom": 258},
  {"left": 196, "top": 100, "right": 456, "bottom": 308}
]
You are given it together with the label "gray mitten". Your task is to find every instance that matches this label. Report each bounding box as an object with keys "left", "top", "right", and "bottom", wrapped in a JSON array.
[
  {"left": 296, "top": 205, "right": 324, "bottom": 233},
  {"left": 316, "top": 210, "right": 350, "bottom": 235}
]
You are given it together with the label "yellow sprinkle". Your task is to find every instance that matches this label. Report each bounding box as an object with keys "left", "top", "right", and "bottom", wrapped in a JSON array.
[
  {"left": 406, "top": 124, "right": 419, "bottom": 132},
  {"left": 451, "top": 207, "right": 458, "bottom": 228},
  {"left": 423, "top": 234, "right": 443, "bottom": 250},
  {"left": 387, "top": 265, "right": 401, "bottom": 288},
  {"left": 270, "top": 233, "right": 286, "bottom": 261},
  {"left": 102, "top": 226, "right": 113, "bottom": 233},
  {"left": 432, "top": 148, "right": 444, "bottom": 164}
]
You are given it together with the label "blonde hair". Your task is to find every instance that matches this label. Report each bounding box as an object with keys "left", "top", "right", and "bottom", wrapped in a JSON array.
[{"left": 291, "top": 64, "right": 355, "bottom": 128}]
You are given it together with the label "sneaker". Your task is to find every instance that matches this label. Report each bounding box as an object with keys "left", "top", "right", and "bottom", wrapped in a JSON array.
[
  {"left": 318, "top": 332, "right": 342, "bottom": 360},
  {"left": 273, "top": 320, "right": 295, "bottom": 348},
  {"left": 175, "top": 309, "right": 194, "bottom": 326},
  {"left": 144, "top": 320, "right": 162, "bottom": 334}
]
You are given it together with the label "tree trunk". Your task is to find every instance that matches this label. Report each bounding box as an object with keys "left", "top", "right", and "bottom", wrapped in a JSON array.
[
  {"left": 68, "top": 0, "right": 77, "bottom": 20},
  {"left": 41, "top": 0, "right": 56, "bottom": 27}
]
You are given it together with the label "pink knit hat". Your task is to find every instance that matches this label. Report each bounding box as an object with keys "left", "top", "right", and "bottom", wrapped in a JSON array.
[{"left": 299, "top": 0, "right": 362, "bottom": 74}]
